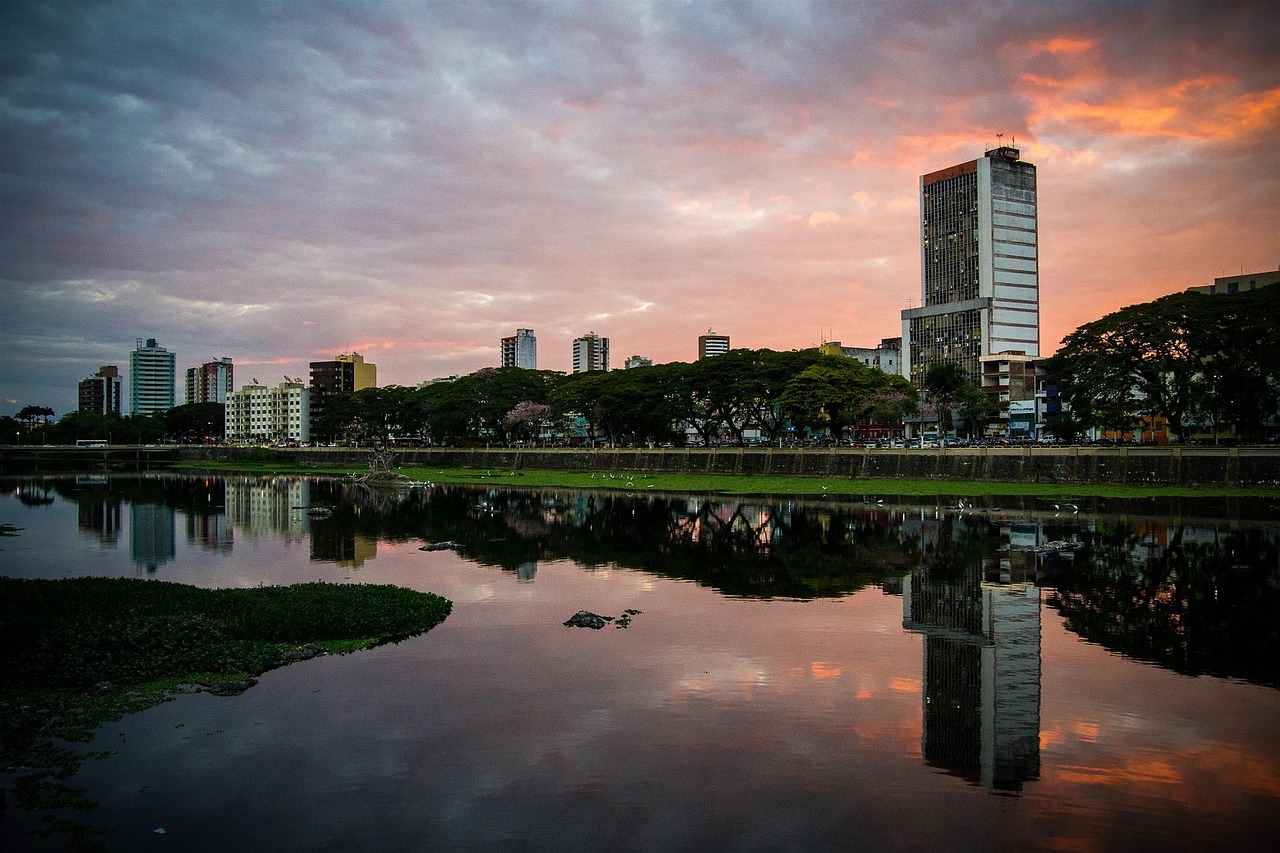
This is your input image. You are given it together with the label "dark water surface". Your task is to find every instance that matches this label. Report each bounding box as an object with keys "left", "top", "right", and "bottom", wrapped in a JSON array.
[{"left": 2, "top": 474, "right": 1278, "bottom": 852}]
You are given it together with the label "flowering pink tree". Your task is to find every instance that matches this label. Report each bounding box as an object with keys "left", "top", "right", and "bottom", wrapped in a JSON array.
[{"left": 503, "top": 401, "right": 552, "bottom": 444}]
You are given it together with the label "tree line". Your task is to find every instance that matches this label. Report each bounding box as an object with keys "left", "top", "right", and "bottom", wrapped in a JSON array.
[
  {"left": 11, "top": 287, "right": 1277, "bottom": 447},
  {"left": 315, "top": 348, "right": 924, "bottom": 447},
  {"left": 2, "top": 403, "right": 225, "bottom": 446},
  {"left": 1044, "top": 286, "right": 1280, "bottom": 442}
]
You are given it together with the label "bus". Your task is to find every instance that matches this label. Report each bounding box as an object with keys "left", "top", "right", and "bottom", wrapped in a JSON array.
[{"left": 75, "top": 439, "right": 108, "bottom": 448}]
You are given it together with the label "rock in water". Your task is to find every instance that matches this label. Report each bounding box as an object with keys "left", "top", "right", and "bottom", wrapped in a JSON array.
[{"left": 563, "top": 610, "right": 612, "bottom": 629}]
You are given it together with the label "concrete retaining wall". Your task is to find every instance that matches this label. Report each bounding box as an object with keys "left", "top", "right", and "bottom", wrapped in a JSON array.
[{"left": 177, "top": 446, "right": 1280, "bottom": 488}]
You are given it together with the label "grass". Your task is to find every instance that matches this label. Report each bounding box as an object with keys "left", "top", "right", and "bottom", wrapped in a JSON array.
[
  {"left": 170, "top": 458, "right": 1280, "bottom": 498},
  {"left": 0, "top": 577, "right": 451, "bottom": 848}
]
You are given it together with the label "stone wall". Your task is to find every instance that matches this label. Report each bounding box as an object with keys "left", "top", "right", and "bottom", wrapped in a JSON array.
[{"left": 177, "top": 445, "right": 1280, "bottom": 488}]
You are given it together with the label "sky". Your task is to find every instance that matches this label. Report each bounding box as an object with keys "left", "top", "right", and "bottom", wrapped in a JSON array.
[{"left": 3, "top": 0, "right": 1277, "bottom": 418}]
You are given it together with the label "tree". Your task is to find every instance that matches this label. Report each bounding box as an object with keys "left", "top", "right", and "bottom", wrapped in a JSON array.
[
  {"left": 165, "top": 403, "right": 225, "bottom": 443},
  {"left": 778, "top": 356, "right": 889, "bottom": 441},
  {"left": 921, "top": 363, "right": 968, "bottom": 436},
  {"left": 1048, "top": 292, "right": 1217, "bottom": 441},
  {"left": 503, "top": 401, "right": 552, "bottom": 444}
]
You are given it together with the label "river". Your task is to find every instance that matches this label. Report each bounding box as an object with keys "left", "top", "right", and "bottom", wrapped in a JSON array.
[{"left": 2, "top": 473, "right": 1278, "bottom": 852}]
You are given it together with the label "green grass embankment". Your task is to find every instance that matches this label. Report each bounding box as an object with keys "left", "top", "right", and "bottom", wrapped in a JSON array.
[
  {"left": 0, "top": 577, "right": 451, "bottom": 843},
  {"left": 175, "top": 458, "right": 1280, "bottom": 499}
]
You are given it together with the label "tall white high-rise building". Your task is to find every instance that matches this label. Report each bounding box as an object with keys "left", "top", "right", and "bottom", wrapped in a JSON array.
[
  {"left": 501, "top": 328, "right": 537, "bottom": 369},
  {"left": 572, "top": 331, "right": 609, "bottom": 373},
  {"left": 130, "top": 338, "right": 176, "bottom": 416},
  {"left": 901, "top": 145, "right": 1039, "bottom": 387}
]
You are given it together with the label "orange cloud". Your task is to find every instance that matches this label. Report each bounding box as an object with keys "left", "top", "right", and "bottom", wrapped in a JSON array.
[
  {"left": 1030, "top": 35, "right": 1098, "bottom": 54},
  {"left": 809, "top": 661, "right": 842, "bottom": 679}
]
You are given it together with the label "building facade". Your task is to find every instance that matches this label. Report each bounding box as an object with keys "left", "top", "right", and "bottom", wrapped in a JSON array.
[
  {"left": 309, "top": 352, "right": 377, "bottom": 433},
  {"left": 500, "top": 328, "right": 537, "bottom": 369},
  {"left": 820, "top": 337, "right": 902, "bottom": 375},
  {"left": 130, "top": 338, "right": 176, "bottom": 416},
  {"left": 572, "top": 332, "right": 609, "bottom": 373},
  {"left": 902, "top": 145, "right": 1040, "bottom": 388},
  {"left": 225, "top": 381, "right": 310, "bottom": 445},
  {"left": 186, "top": 357, "right": 234, "bottom": 404},
  {"left": 78, "top": 365, "right": 123, "bottom": 415},
  {"left": 1186, "top": 268, "right": 1280, "bottom": 296},
  {"left": 624, "top": 355, "right": 653, "bottom": 369},
  {"left": 698, "top": 330, "right": 730, "bottom": 360}
]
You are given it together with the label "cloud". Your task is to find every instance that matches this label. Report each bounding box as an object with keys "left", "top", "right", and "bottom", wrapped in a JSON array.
[{"left": 2, "top": 0, "right": 1277, "bottom": 415}]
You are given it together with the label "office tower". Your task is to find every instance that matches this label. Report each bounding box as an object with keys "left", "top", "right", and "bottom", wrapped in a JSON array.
[
  {"left": 186, "top": 357, "right": 234, "bottom": 404},
  {"left": 78, "top": 365, "right": 122, "bottom": 414},
  {"left": 309, "top": 352, "right": 376, "bottom": 433},
  {"left": 501, "top": 328, "right": 537, "bottom": 369},
  {"left": 225, "top": 380, "right": 310, "bottom": 445},
  {"left": 902, "top": 145, "right": 1039, "bottom": 388},
  {"left": 698, "top": 330, "right": 730, "bottom": 360},
  {"left": 130, "top": 338, "right": 176, "bottom": 416},
  {"left": 572, "top": 332, "right": 609, "bottom": 373}
]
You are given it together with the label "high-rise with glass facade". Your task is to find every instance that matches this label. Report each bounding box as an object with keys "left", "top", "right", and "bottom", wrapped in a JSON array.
[{"left": 902, "top": 146, "right": 1039, "bottom": 388}]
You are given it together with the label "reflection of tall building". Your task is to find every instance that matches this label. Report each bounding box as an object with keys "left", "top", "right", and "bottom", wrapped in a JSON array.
[
  {"left": 78, "top": 498, "right": 122, "bottom": 546},
  {"left": 517, "top": 561, "right": 538, "bottom": 581},
  {"left": 224, "top": 478, "right": 308, "bottom": 540},
  {"left": 902, "top": 555, "right": 1041, "bottom": 792},
  {"left": 310, "top": 531, "right": 377, "bottom": 568},
  {"left": 131, "top": 502, "right": 176, "bottom": 572},
  {"left": 186, "top": 512, "right": 232, "bottom": 552}
]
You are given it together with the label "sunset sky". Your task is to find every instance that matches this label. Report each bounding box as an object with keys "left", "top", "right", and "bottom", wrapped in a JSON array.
[{"left": 3, "top": 0, "right": 1277, "bottom": 417}]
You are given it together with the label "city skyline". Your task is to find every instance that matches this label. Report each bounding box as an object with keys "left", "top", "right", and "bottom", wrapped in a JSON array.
[{"left": 4, "top": 1, "right": 1277, "bottom": 418}]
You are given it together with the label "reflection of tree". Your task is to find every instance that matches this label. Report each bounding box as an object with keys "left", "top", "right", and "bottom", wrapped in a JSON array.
[
  {"left": 304, "top": 483, "right": 921, "bottom": 599},
  {"left": 1047, "top": 525, "right": 1280, "bottom": 688}
]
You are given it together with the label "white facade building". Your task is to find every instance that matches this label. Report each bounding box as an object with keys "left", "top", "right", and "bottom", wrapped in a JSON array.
[
  {"left": 902, "top": 145, "right": 1039, "bottom": 388},
  {"left": 225, "top": 381, "right": 310, "bottom": 445},
  {"left": 130, "top": 338, "right": 176, "bottom": 416},
  {"left": 500, "top": 328, "right": 537, "bottom": 369},
  {"left": 572, "top": 331, "right": 609, "bottom": 373}
]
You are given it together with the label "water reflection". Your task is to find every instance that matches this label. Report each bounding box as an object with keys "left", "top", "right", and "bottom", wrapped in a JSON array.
[
  {"left": 901, "top": 515, "right": 1041, "bottom": 791},
  {"left": 2, "top": 474, "right": 1279, "bottom": 851},
  {"left": 4, "top": 474, "right": 1279, "bottom": 692},
  {"left": 129, "top": 501, "right": 174, "bottom": 572}
]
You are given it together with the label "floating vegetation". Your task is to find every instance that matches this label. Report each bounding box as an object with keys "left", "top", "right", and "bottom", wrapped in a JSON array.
[{"left": 0, "top": 577, "right": 452, "bottom": 849}]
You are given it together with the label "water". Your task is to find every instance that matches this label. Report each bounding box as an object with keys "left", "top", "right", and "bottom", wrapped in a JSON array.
[{"left": 2, "top": 474, "right": 1278, "bottom": 852}]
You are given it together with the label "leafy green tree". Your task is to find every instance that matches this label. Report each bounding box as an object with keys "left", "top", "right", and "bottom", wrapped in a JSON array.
[
  {"left": 165, "top": 403, "right": 225, "bottom": 443},
  {"left": 1048, "top": 292, "right": 1223, "bottom": 441},
  {"left": 778, "top": 356, "right": 886, "bottom": 440},
  {"left": 921, "top": 363, "right": 967, "bottom": 436},
  {"left": 735, "top": 348, "right": 825, "bottom": 442}
]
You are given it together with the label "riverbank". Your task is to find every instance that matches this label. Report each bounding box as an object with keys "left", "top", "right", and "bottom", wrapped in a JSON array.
[
  {"left": 168, "top": 458, "right": 1280, "bottom": 499},
  {"left": 0, "top": 577, "right": 452, "bottom": 846},
  {"left": 186, "top": 445, "right": 1280, "bottom": 490}
]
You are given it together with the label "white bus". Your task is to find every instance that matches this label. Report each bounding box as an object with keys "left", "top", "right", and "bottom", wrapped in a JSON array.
[{"left": 75, "top": 439, "right": 108, "bottom": 448}]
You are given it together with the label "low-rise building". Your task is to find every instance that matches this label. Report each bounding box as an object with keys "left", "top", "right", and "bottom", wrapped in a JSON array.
[{"left": 225, "top": 381, "right": 310, "bottom": 445}]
